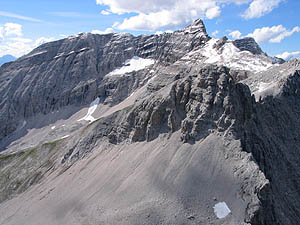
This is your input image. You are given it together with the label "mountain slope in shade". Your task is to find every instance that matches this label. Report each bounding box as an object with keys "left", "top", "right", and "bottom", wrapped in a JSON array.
[
  {"left": 0, "top": 20, "right": 299, "bottom": 225},
  {"left": 0, "top": 55, "right": 16, "bottom": 66}
]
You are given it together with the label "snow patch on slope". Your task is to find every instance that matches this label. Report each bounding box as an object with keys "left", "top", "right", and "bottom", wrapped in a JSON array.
[
  {"left": 25, "top": 51, "right": 47, "bottom": 58},
  {"left": 60, "top": 135, "right": 70, "bottom": 139},
  {"left": 257, "top": 82, "right": 273, "bottom": 93},
  {"left": 108, "top": 56, "right": 154, "bottom": 76},
  {"left": 78, "top": 97, "right": 100, "bottom": 123},
  {"left": 185, "top": 38, "right": 274, "bottom": 73},
  {"left": 20, "top": 121, "right": 27, "bottom": 130},
  {"left": 253, "top": 81, "right": 280, "bottom": 101},
  {"left": 204, "top": 39, "right": 273, "bottom": 73},
  {"left": 213, "top": 202, "right": 231, "bottom": 219}
]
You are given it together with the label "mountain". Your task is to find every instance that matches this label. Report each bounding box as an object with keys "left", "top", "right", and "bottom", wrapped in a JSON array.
[
  {"left": 0, "top": 55, "right": 16, "bottom": 66},
  {"left": 0, "top": 19, "right": 299, "bottom": 225}
]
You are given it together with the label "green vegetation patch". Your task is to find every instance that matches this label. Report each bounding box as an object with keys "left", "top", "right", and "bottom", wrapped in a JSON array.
[
  {"left": 0, "top": 153, "right": 17, "bottom": 160},
  {"left": 21, "top": 147, "right": 38, "bottom": 161},
  {"left": 43, "top": 139, "right": 63, "bottom": 149}
]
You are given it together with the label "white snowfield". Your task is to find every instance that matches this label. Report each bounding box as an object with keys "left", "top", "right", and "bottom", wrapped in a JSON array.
[
  {"left": 183, "top": 38, "right": 274, "bottom": 73},
  {"left": 77, "top": 97, "right": 100, "bottom": 123},
  {"left": 213, "top": 202, "right": 231, "bottom": 219},
  {"left": 257, "top": 82, "right": 273, "bottom": 93},
  {"left": 253, "top": 81, "right": 280, "bottom": 101},
  {"left": 107, "top": 56, "right": 154, "bottom": 76}
]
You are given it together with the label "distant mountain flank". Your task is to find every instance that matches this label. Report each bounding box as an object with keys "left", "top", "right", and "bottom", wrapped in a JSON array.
[{"left": 0, "top": 55, "right": 16, "bottom": 66}]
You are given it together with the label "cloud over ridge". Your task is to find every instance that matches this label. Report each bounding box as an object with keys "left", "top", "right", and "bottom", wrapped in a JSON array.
[{"left": 96, "top": 0, "right": 282, "bottom": 31}]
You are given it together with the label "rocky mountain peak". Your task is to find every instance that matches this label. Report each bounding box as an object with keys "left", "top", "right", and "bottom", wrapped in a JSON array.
[
  {"left": 182, "top": 19, "right": 209, "bottom": 37},
  {"left": 233, "top": 37, "right": 265, "bottom": 55}
]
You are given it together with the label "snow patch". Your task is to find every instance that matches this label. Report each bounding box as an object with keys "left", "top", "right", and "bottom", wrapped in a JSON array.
[
  {"left": 54, "top": 53, "right": 64, "bottom": 59},
  {"left": 257, "top": 82, "right": 273, "bottom": 93},
  {"left": 129, "top": 91, "right": 135, "bottom": 97},
  {"left": 213, "top": 202, "right": 231, "bottom": 219},
  {"left": 202, "top": 38, "right": 223, "bottom": 64},
  {"left": 66, "top": 51, "right": 75, "bottom": 56},
  {"left": 80, "top": 33, "right": 88, "bottom": 39},
  {"left": 51, "top": 126, "right": 56, "bottom": 130},
  {"left": 253, "top": 81, "right": 279, "bottom": 101},
  {"left": 25, "top": 51, "right": 47, "bottom": 58},
  {"left": 107, "top": 56, "right": 154, "bottom": 76},
  {"left": 20, "top": 121, "right": 27, "bottom": 129},
  {"left": 60, "top": 135, "right": 70, "bottom": 139},
  {"left": 199, "top": 38, "right": 273, "bottom": 73},
  {"left": 78, "top": 97, "right": 100, "bottom": 123},
  {"left": 68, "top": 34, "right": 80, "bottom": 40},
  {"left": 79, "top": 48, "right": 88, "bottom": 52}
]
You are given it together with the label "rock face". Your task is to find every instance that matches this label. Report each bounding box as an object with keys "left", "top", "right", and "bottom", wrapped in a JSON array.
[
  {"left": 0, "top": 19, "right": 299, "bottom": 225},
  {"left": 241, "top": 70, "right": 300, "bottom": 225},
  {"left": 233, "top": 37, "right": 264, "bottom": 55}
]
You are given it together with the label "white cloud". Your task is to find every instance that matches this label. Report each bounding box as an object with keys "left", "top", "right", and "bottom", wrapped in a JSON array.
[
  {"left": 4, "top": 23, "right": 23, "bottom": 36},
  {"left": 0, "top": 36, "right": 57, "bottom": 58},
  {"left": 206, "top": 6, "right": 221, "bottom": 19},
  {"left": 247, "top": 25, "right": 300, "bottom": 43},
  {"left": 96, "top": 0, "right": 253, "bottom": 31},
  {"left": 0, "top": 11, "right": 42, "bottom": 22},
  {"left": 96, "top": 0, "right": 175, "bottom": 15},
  {"left": 212, "top": 30, "right": 219, "bottom": 37},
  {"left": 34, "top": 37, "right": 57, "bottom": 46},
  {"left": 229, "top": 30, "right": 242, "bottom": 39},
  {"left": 117, "top": 11, "right": 184, "bottom": 31},
  {"left": 91, "top": 27, "right": 114, "bottom": 34},
  {"left": 0, "top": 38, "right": 34, "bottom": 57},
  {"left": 242, "top": 0, "right": 284, "bottom": 19},
  {"left": 270, "top": 26, "right": 300, "bottom": 43},
  {"left": 9, "top": 37, "right": 32, "bottom": 43},
  {"left": 276, "top": 51, "right": 300, "bottom": 61},
  {"left": 96, "top": 0, "right": 283, "bottom": 31},
  {"left": 0, "top": 27, "right": 3, "bottom": 39}
]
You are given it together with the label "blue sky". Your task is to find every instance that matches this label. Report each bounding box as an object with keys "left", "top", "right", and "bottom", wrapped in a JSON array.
[{"left": 0, "top": 0, "right": 299, "bottom": 60}]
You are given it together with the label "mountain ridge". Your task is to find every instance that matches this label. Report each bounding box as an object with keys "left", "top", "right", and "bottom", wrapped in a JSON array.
[{"left": 0, "top": 20, "right": 281, "bottom": 144}]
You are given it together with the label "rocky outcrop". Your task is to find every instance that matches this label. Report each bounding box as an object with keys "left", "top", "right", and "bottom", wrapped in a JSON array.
[
  {"left": 233, "top": 37, "right": 265, "bottom": 56},
  {"left": 62, "top": 65, "right": 251, "bottom": 148}
]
